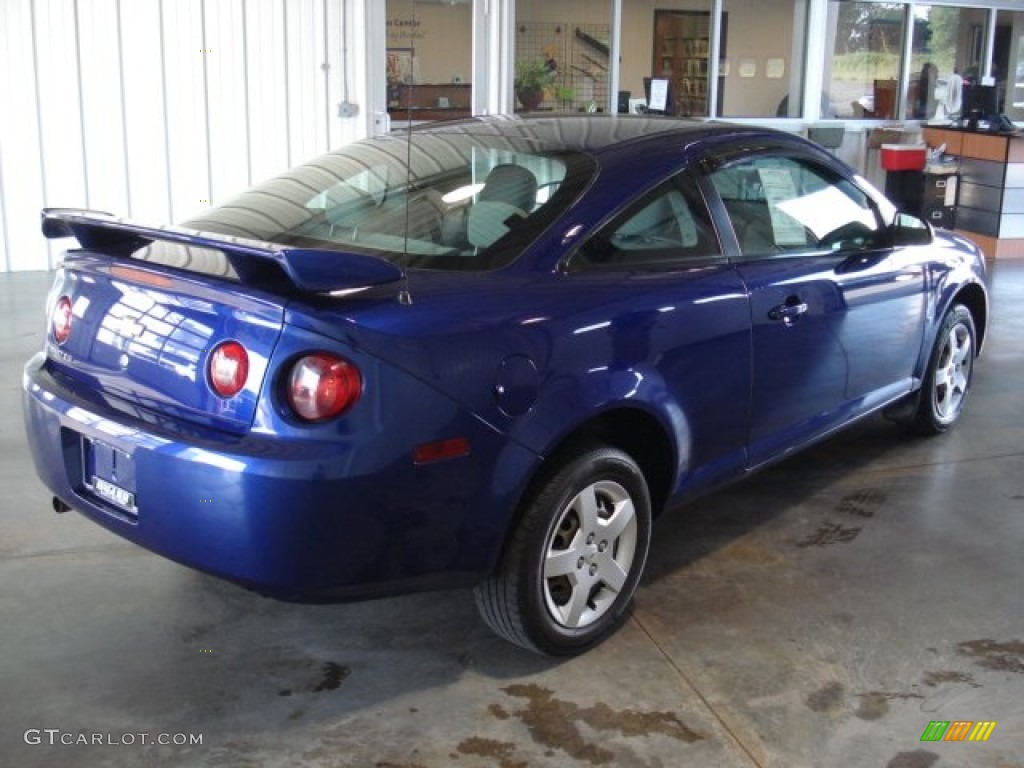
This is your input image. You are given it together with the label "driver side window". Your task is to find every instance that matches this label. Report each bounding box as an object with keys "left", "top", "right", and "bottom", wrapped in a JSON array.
[{"left": 711, "top": 156, "right": 882, "bottom": 259}]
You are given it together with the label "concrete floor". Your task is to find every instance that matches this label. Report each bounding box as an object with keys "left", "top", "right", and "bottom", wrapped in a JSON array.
[{"left": 1, "top": 263, "right": 1022, "bottom": 768}]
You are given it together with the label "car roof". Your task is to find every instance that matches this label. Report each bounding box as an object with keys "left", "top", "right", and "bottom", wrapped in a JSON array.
[{"left": 402, "top": 114, "right": 775, "bottom": 157}]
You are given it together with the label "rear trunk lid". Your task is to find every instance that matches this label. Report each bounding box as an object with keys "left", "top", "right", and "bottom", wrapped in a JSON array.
[
  {"left": 49, "top": 253, "right": 285, "bottom": 434},
  {"left": 42, "top": 209, "right": 402, "bottom": 434}
]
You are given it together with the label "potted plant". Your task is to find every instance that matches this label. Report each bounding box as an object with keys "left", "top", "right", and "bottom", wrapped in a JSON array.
[{"left": 515, "top": 58, "right": 556, "bottom": 112}]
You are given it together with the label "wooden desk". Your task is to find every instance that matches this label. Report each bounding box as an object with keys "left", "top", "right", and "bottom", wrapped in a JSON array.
[
  {"left": 388, "top": 107, "right": 471, "bottom": 123},
  {"left": 923, "top": 126, "right": 1024, "bottom": 259},
  {"left": 388, "top": 83, "right": 472, "bottom": 124}
]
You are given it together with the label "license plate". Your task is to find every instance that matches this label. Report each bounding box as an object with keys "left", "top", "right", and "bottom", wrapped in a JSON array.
[
  {"left": 83, "top": 437, "right": 138, "bottom": 514},
  {"left": 91, "top": 476, "right": 137, "bottom": 512}
]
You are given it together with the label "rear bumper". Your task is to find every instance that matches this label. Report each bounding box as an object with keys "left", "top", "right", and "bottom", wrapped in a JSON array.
[{"left": 22, "top": 353, "right": 540, "bottom": 600}]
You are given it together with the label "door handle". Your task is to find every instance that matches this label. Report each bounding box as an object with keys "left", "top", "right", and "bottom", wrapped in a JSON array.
[{"left": 768, "top": 299, "right": 808, "bottom": 324}]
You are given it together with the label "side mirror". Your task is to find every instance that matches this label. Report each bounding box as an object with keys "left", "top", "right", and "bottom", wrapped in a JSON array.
[{"left": 888, "top": 211, "right": 933, "bottom": 247}]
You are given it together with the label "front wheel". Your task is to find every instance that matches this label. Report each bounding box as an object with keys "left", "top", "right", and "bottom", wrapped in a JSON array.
[
  {"left": 475, "top": 445, "right": 652, "bottom": 655},
  {"left": 912, "top": 303, "right": 976, "bottom": 435}
]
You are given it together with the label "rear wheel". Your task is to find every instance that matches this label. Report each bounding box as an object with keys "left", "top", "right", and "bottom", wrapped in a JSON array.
[
  {"left": 475, "top": 445, "right": 652, "bottom": 655},
  {"left": 912, "top": 303, "right": 976, "bottom": 435}
]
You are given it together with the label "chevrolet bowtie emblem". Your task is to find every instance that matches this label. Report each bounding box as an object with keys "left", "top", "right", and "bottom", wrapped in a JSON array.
[{"left": 118, "top": 317, "right": 146, "bottom": 339}]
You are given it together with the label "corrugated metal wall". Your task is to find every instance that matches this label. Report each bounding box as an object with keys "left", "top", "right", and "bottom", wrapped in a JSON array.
[{"left": 0, "top": 0, "right": 374, "bottom": 272}]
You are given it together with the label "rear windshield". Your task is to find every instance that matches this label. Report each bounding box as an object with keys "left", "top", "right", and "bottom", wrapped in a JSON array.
[{"left": 180, "top": 126, "right": 596, "bottom": 272}]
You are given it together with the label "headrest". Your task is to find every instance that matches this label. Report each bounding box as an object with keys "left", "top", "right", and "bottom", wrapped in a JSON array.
[{"left": 479, "top": 165, "right": 537, "bottom": 213}]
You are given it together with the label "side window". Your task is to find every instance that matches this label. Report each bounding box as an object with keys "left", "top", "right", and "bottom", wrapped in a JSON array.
[
  {"left": 572, "top": 176, "right": 721, "bottom": 270},
  {"left": 711, "top": 156, "right": 882, "bottom": 259}
]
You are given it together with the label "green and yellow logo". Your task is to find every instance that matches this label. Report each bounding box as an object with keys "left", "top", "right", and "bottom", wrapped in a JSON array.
[{"left": 920, "top": 721, "right": 997, "bottom": 742}]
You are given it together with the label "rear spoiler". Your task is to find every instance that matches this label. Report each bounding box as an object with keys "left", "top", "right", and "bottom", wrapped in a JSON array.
[{"left": 41, "top": 208, "right": 403, "bottom": 294}]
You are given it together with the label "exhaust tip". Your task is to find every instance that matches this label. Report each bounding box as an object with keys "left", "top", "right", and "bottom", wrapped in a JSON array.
[{"left": 52, "top": 497, "right": 71, "bottom": 514}]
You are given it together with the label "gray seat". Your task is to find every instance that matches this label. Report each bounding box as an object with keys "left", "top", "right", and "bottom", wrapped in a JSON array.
[
  {"left": 724, "top": 199, "right": 778, "bottom": 254},
  {"left": 467, "top": 165, "right": 538, "bottom": 250},
  {"left": 612, "top": 194, "right": 681, "bottom": 248}
]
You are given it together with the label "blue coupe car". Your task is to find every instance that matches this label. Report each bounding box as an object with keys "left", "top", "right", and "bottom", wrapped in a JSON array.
[{"left": 23, "top": 116, "right": 987, "bottom": 655}]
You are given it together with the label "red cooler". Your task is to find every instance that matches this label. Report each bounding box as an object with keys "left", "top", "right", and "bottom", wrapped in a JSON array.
[{"left": 880, "top": 144, "right": 927, "bottom": 171}]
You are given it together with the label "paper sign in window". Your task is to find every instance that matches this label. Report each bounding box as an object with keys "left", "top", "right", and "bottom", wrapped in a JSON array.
[
  {"left": 757, "top": 168, "right": 808, "bottom": 246},
  {"left": 776, "top": 185, "right": 869, "bottom": 242}
]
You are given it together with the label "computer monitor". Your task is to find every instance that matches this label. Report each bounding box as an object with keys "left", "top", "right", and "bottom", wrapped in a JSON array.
[
  {"left": 961, "top": 83, "right": 998, "bottom": 122},
  {"left": 643, "top": 77, "right": 675, "bottom": 116}
]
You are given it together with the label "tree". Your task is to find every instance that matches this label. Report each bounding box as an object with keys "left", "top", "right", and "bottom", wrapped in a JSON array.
[
  {"left": 834, "top": 2, "right": 904, "bottom": 55},
  {"left": 925, "top": 7, "right": 961, "bottom": 73}
]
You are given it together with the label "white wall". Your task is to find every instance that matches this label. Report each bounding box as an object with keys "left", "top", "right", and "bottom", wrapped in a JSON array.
[
  {"left": 720, "top": 0, "right": 798, "bottom": 117},
  {"left": 0, "top": 0, "right": 377, "bottom": 272}
]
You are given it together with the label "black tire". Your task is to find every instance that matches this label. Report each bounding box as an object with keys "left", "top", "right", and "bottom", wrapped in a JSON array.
[
  {"left": 474, "top": 445, "right": 652, "bottom": 655},
  {"left": 912, "top": 303, "right": 976, "bottom": 435}
]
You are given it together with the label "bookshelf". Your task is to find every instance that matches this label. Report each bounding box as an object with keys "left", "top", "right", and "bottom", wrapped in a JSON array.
[{"left": 652, "top": 10, "right": 727, "bottom": 117}]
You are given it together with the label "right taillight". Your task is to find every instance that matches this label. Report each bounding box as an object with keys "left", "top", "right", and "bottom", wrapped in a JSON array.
[
  {"left": 287, "top": 353, "right": 362, "bottom": 422},
  {"left": 51, "top": 296, "right": 73, "bottom": 345}
]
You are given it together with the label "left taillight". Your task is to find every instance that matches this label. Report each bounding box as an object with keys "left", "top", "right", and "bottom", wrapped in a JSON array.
[
  {"left": 208, "top": 341, "right": 250, "bottom": 398},
  {"left": 51, "top": 295, "right": 73, "bottom": 345}
]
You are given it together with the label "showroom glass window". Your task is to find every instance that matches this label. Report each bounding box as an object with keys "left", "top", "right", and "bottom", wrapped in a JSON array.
[
  {"left": 995, "top": 8, "right": 1024, "bottom": 122},
  {"left": 612, "top": 1, "right": 715, "bottom": 116},
  {"left": 826, "top": 1, "right": 907, "bottom": 120},
  {"left": 385, "top": 0, "right": 472, "bottom": 125},
  {"left": 720, "top": 0, "right": 809, "bottom": 118},
  {"left": 905, "top": 6, "right": 988, "bottom": 120},
  {"left": 644, "top": 3, "right": 718, "bottom": 117},
  {"left": 618, "top": 0, "right": 808, "bottom": 119},
  {"left": 511, "top": 1, "right": 615, "bottom": 114}
]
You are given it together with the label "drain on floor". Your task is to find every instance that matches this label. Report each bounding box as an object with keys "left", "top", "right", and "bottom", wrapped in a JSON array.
[
  {"left": 277, "top": 660, "right": 352, "bottom": 697},
  {"left": 796, "top": 488, "right": 888, "bottom": 547},
  {"left": 797, "top": 522, "right": 862, "bottom": 547},
  {"left": 835, "top": 488, "right": 887, "bottom": 518}
]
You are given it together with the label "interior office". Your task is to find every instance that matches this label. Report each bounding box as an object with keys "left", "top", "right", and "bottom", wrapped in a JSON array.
[
  {"left": 382, "top": 0, "right": 1024, "bottom": 175},
  {"left": 7, "top": 0, "right": 1024, "bottom": 273}
]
